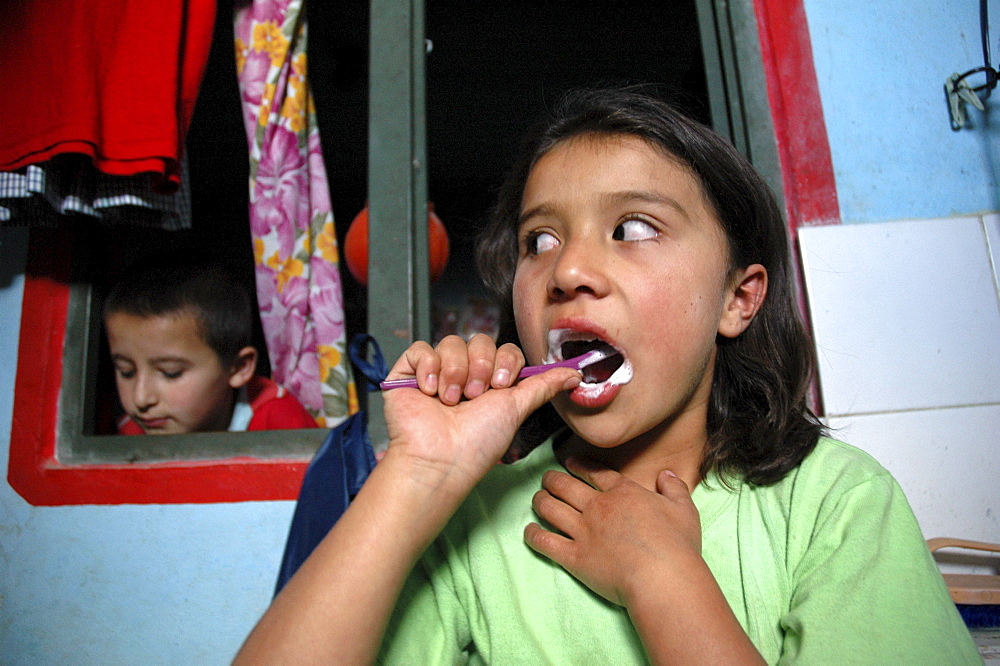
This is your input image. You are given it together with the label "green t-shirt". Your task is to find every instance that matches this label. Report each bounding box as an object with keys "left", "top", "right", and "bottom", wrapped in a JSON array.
[{"left": 379, "top": 437, "right": 980, "bottom": 664}]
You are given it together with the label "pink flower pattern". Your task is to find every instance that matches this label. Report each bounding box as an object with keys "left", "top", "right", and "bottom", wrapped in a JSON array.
[{"left": 235, "top": 0, "right": 357, "bottom": 425}]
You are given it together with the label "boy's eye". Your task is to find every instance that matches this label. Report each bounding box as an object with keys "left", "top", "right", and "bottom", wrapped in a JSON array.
[
  {"left": 112, "top": 360, "right": 136, "bottom": 379},
  {"left": 612, "top": 218, "right": 658, "bottom": 242},
  {"left": 526, "top": 230, "right": 559, "bottom": 255},
  {"left": 160, "top": 369, "right": 185, "bottom": 380}
]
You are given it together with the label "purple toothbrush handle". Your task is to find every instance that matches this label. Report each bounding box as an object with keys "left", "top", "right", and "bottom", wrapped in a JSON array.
[
  {"left": 379, "top": 377, "right": 422, "bottom": 390},
  {"left": 379, "top": 352, "right": 596, "bottom": 391},
  {"left": 515, "top": 355, "right": 589, "bottom": 378}
]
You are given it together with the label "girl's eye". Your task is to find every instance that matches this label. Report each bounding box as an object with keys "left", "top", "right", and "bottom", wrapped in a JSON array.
[
  {"left": 612, "top": 218, "right": 658, "bottom": 242},
  {"left": 160, "top": 368, "right": 184, "bottom": 380},
  {"left": 115, "top": 367, "right": 135, "bottom": 380},
  {"left": 526, "top": 230, "right": 559, "bottom": 255}
]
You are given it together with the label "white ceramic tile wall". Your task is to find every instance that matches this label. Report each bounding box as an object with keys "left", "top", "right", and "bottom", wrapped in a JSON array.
[
  {"left": 986, "top": 213, "right": 1000, "bottom": 289},
  {"left": 826, "top": 405, "right": 1000, "bottom": 546},
  {"left": 798, "top": 217, "right": 1000, "bottom": 416}
]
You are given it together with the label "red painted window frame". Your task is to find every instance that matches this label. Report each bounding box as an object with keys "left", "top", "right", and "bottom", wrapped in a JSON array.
[
  {"left": 7, "top": 0, "right": 838, "bottom": 506},
  {"left": 7, "top": 233, "right": 311, "bottom": 506},
  {"left": 753, "top": 0, "right": 840, "bottom": 229}
]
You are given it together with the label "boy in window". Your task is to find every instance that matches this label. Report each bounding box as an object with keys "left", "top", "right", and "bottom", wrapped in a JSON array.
[{"left": 103, "top": 254, "right": 317, "bottom": 435}]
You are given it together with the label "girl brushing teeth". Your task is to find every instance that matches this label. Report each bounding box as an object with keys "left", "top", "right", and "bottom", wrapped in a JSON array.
[{"left": 237, "top": 88, "right": 979, "bottom": 665}]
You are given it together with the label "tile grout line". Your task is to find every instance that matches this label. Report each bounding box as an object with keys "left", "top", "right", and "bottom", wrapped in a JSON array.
[
  {"left": 825, "top": 401, "right": 1000, "bottom": 419},
  {"left": 981, "top": 214, "right": 1000, "bottom": 316}
]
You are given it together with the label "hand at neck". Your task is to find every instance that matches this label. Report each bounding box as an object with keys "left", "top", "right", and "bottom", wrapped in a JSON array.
[{"left": 557, "top": 425, "right": 707, "bottom": 493}]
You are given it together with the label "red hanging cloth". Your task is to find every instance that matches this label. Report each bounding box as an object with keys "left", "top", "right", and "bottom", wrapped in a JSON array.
[{"left": 0, "top": 0, "right": 216, "bottom": 193}]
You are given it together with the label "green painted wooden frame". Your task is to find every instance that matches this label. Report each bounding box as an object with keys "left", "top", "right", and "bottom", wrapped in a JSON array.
[{"left": 364, "top": 0, "right": 430, "bottom": 448}]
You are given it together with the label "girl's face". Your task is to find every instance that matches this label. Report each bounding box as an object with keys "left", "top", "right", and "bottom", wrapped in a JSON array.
[{"left": 513, "top": 134, "right": 761, "bottom": 452}]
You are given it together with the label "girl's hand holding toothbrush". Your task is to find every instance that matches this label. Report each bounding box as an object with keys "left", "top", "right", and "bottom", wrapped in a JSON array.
[{"left": 379, "top": 334, "right": 582, "bottom": 500}]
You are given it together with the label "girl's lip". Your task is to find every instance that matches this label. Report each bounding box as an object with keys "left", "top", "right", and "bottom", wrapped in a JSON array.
[
  {"left": 137, "top": 416, "right": 169, "bottom": 428},
  {"left": 547, "top": 317, "right": 620, "bottom": 361},
  {"left": 568, "top": 380, "right": 623, "bottom": 408}
]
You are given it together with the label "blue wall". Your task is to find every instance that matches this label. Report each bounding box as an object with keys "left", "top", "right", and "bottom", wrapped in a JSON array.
[
  {"left": 0, "top": 227, "right": 294, "bottom": 661},
  {"left": 805, "top": 0, "right": 1000, "bottom": 222}
]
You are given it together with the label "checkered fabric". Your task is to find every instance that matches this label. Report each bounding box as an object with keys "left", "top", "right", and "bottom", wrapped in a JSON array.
[{"left": 0, "top": 156, "right": 191, "bottom": 229}]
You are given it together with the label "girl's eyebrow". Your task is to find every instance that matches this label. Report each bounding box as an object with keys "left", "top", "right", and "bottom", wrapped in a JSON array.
[
  {"left": 517, "top": 203, "right": 553, "bottom": 228},
  {"left": 601, "top": 190, "right": 691, "bottom": 220},
  {"left": 519, "top": 190, "right": 691, "bottom": 228}
]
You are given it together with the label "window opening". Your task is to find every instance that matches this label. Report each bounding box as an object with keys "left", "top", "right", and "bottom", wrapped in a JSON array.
[{"left": 13, "top": 9, "right": 327, "bottom": 474}]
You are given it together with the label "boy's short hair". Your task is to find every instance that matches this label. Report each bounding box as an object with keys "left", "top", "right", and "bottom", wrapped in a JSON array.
[
  {"left": 103, "top": 253, "right": 254, "bottom": 366},
  {"left": 476, "top": 86, "right": 825, "bottom": 485}
]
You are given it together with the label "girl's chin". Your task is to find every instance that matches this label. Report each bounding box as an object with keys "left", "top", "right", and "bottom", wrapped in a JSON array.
[{"left": 556, "top": 411, "right": 638, "bottom": 454}]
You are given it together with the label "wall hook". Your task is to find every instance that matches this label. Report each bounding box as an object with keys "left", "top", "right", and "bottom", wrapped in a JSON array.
[{"left": 946, "top": 72, "right": 987, "bottom": 131}]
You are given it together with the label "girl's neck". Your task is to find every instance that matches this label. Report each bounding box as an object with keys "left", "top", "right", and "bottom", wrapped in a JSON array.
[{"left": 558, "top": 420, "right": 707, "bottom": 493}]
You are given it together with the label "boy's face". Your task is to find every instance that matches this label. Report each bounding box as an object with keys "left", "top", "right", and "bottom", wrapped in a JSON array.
[
  {"left": 105, "top": 310, "right": 252, "bottom": 434},
  {"left": 512, "top": 134, "right": 765, "bottom": 452}
]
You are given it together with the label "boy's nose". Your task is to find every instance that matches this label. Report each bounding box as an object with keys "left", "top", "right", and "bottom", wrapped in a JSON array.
[
  {"left": 133, "top": 374, "right": 158, "bottom": 411},
  {"left": 546, "top": 237, "right": 610, "bottom": 301}
]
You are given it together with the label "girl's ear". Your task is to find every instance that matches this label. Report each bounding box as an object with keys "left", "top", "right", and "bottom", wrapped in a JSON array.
[
  {"left": 228, "top": 346, "right": 258, "bottom": 389},
  {"left": 718, "top": 264, "right": 768, "bottom": 339}
]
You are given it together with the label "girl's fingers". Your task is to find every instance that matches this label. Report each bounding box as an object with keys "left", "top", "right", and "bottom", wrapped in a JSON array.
[
  {"left": 464, "top": 334, "right": 500, "bottom": 399},
  {"left": 387, "top": 336, "right": 573, "bottom": 407},
  {"left": 531, "top": 487, "right": 582, "bottom": 533},
  {"left": 492, "top": 342, "right": 527, "bottom": 389},
  {"left": 523, "top": 521, "right": 574, "bottom": 562},
  {"left": 540, "top": 469, "right": 596, "bottom": 512},
  {"left": 507, "top": 369, "right": 582, "bottom": 430},
  {"left": 655, "top": 469, "right": 693, "bottom": 500},
  {"left": 563, "top": 455, "right": 624, "bottom": 493},
  {"left": 434, "top": 335, "right": 474, "bottom": 404},
  {"left": 393, "top": 341, "right": 441, "bottom": 394}
]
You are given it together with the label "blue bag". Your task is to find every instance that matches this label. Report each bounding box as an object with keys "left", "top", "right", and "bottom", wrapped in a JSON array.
[{"left": 274, "top": 334, "right": 387, "bottom": 595}]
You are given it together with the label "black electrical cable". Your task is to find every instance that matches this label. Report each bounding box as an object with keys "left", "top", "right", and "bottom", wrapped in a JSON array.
[
  {"left": 980, "top": 0, "right": 997, "bottom": 96},
  {"left": 953, "top": 0, "right": 997, "bottom": 99},
  {"left": 982, "top": 0, "right": 992, "bottom": 66}
]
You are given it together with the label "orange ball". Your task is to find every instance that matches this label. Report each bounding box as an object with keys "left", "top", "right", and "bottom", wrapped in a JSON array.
[{"left": 344, "top": 203, "right": 450, "bottom": 285}]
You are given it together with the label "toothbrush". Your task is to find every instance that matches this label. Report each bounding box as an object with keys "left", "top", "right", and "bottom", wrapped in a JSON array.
[{"left": 379, "top": 348, "right": 613, "bottom": 391}]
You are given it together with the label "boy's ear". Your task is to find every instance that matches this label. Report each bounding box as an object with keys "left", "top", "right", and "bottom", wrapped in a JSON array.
[
  {"left": 228, "top": 346, "right": 258, "bottom": 389},
  {"left": 718, "top": 264, "right": 768, "bottom": 339}
]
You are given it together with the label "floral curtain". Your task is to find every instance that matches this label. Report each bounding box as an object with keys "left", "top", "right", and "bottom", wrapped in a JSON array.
[{"left": 234, "top": 0, "right": 357, "bottom": 426}]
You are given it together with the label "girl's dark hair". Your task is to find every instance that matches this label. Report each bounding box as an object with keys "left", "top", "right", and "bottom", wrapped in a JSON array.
[
  {"left": 476, "top": 87, "right": 824, "bottom": 485},
  {"left": 103, "top": 253, "right": 254, "bottom": 366}
]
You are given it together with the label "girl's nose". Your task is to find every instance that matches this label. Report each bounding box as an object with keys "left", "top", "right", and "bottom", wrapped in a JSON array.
[
  {"left": 546, "top": 237, "right": 611, "bottom": 301},
  {"left": 133, "top": 374, "right": 158, "bottom": 411}
]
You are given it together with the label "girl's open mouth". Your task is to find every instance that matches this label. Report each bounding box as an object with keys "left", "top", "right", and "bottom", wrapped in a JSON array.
[{"left": 547, "top": 330, "right": 632, "bottom": 387}]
